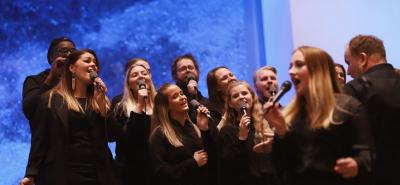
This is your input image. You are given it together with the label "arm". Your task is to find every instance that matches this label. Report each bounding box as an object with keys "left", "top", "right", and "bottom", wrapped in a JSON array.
[{"left": 22, "top": 75, "right": 52, "bottom": 122}]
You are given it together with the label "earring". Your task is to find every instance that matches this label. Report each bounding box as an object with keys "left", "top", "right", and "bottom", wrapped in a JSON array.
[{"left": 72, "top": 73, "right": 76, "bottom": 91}]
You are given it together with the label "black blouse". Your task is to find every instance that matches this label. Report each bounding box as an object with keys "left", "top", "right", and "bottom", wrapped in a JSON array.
[
  {"left": 149, "top": 119, "right": 215, "bottom": 185},
  {"left": 272, "top": 94, "right": 372, "bottom": 185}
]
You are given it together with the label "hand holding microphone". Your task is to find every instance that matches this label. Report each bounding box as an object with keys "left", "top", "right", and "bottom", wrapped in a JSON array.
[
  {"left": 137, "top": 79, "right": 148, "bottom": 99},
  {"left": 238, "top": 99, "right": 250, "bottom": 140},
  {"left": 186, "top": 74, "right": 198, "bottom": 95},
  {"left": 89, "top": 70, "right": 108, "bottom": 94}
]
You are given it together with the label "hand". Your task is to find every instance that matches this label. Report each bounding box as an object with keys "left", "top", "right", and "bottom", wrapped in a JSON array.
[
  {"left": 93, "top": 76, "right": 108, "bottom": 94},
  {"left": 135, "top": 88, "right": 149, "bottom": 112},
  {"left": 196, "top": 106, "right": 210, "bottom": 131},
  {"left": 263, "top": 101, "right": 287, "bottom": 136},
  {"left": 334, "top": 157, "right": 358, "bottom": 178},
  {"left": 187, "top": 80, "right": 198, "bottom": 96},
  {"left": 19, "top": 177, "right": 34, "bottom": 185},
  {"left": 238, "top": 114, "right": 250, "bottom": 140},
  {"left": 253, "top": 137, "right": 273, "bottom": 154},
  {"left": 193, "top": 149, "right": 208, "bottom": 167},
  {"left": 45, "top": 57, "right": 66, "bottom": 85}
]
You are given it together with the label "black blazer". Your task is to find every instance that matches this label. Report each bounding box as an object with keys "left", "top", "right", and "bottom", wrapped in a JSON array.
[
  {"left": 24, "top": 93, "right": 119, "bottom": 185},
  {"left": 22, "top": 70, "right": 52, "bottom": 128},
  {"left": 344, "top": 63, "right": 400, "bottom": 185}
]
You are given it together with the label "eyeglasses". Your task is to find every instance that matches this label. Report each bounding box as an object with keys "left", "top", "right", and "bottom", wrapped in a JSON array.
[{"left": 55, "top": 47, "right": 76, "bottom": 57}]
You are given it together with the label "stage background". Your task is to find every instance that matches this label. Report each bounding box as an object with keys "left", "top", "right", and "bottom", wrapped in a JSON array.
[{"left": 1, "top": 0, "right": 399, "bottom": 184}]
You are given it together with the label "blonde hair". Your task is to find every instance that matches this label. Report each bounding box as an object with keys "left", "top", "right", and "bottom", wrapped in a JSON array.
[
  {"left": 116, "top": 63, "right": 156, "bottom": 116},
  {"left": 283, "top": 46, "right": 341, "bottom": 129},
  {"left": 150, "top": 83, "right": 201, "bottom": 147},
  {"left": 225, "top": 81, "right": 270, "bottom": 142},
  {"left": 48, "top": 49, "right": 110, "bottom": 116}
]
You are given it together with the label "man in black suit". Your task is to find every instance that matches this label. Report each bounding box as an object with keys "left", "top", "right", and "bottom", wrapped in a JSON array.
[
  {"left": 343, "top": 34, "right": 400, "bottom": 185},
  {"left": 22, "top": 37, "right": 76, "bottom": 129}
]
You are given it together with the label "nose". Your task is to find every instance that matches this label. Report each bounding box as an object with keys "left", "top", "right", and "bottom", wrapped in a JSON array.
[{"left": 289, "top": 66, "right": 295, "bottom": 75}]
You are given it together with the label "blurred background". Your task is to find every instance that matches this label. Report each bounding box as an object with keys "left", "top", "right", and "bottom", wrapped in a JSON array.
[{"left": 1, "top": 0, "right": 399, "bottom": 184}]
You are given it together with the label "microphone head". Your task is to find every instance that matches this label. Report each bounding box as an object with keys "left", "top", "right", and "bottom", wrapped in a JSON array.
[
  {"left": 186, "top": 74, "right": 196, "bottom": 84},
  {"left": 189, "top": 99, "right": 201, "bottom": 109},
  {"left": 137, "top": 79, "right": 147, "bottom": 89},
  {"left": 280, "top": 80, "right": 292, "bottom": 93},
  {"left": 239, "top": 100, "right": 248, "bottom": 114},
  {"left": 268, "top": 85, "right": 277, "bottom": 97},
  {"left": 89, "top": 71, "right": 99, "bottom": 82}
]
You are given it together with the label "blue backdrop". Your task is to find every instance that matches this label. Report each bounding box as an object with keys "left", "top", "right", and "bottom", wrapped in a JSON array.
[{"left": 0, "top": 0, "right": 272, "bottom": 184}]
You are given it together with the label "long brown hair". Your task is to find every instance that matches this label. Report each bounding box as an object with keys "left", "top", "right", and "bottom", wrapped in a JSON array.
[
  {"left": 283, "top": 46, "right": 340, "bottom": 129},
  {"left": 207, "top": 66, "right": 229, "bottom": 113},
  {"left": 48, "top": 49, "right": 110, "bottom": 116},
  {"left": 225, "top": 81, "right": 269, "bottom": 143},
  {"left": 150, "top": 83, "right": 201, "bottom": 147}
]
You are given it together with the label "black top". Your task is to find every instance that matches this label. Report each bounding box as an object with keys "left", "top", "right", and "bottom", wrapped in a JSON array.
[
  {"left": 67, "top": 98, "right": 95, "bottom": 164},
  {"left": 344, "top": 63, "right": 400, "bottom": 185},
  {"left": 24, "top": 93, "right": 120, "bottom": 185},
  {"left": 272, "top": 94, "right": 371, "bottom": 185},
  {"left": 149, "top": 119, "right": 215, "bottom": 185},
  {"left": 218, "top": 121, "right": 280, "bottom": 185},
  {"left": 110, "top": 99, "right": 152, "bottom": 185}
]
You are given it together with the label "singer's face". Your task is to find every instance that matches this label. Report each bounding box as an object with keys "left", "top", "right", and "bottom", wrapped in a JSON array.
[
  {"left": 50, "top": 41, "right": 76, "bottom": 63},
  {"left": 289, "top": 51, "right": 309, "bottom": 97},
  {"left": 215, "top": 68, "right": 237, "bottom": 93},
  {"left": 69, "top": 52, "right": 97, "bottom": 85},
  {"left": 255, "top": 69, "right": 278, "bottom": 99},
  {"left": 228, "top": 84, "right": 253, "bottom": 113},
  {"left": 165, "top": 85, "right": 189, "bottom": 113},
  {"left": 335, "top": 65, "right": 346, "bottom": 86},
  {"left": 175, "top": 59, "right": 198, "bottom": 83},
  {"left": 128, "top": 65, "right": 151, "bottom": 91}
]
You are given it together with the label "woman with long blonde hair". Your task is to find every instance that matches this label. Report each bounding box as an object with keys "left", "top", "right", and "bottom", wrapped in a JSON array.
[
  {"left": 111, "top": 61, "right": 156, "bottom": 185},
  {"left": 149, "top": 83, "right": 216, "bottom": 185},
  {"left": 218, "top": 80, "right": 279, "bottom": 185},
  {"left": 20, "top": 49, "right": 118, "bottom": 185},
  {"left": 265, "top": 46, "right": 372, "bottom": 185}
]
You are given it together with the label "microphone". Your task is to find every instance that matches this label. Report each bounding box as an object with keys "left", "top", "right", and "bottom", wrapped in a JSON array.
[
  {"left": 189, "top": 99, "right": 212, "bottom": 119},
  {"left": 186, "top": 74, "right": 196, "bottom": 84},
  {"left": 271, "top": 81, "right": 292, "bottom": 105},
  {"left": 269, "top": 85, "right": 277, "bottom": 97},
  {"left": 137, "top": 79, "right": 148, "bottom": 99},
  {"left": 89, "top": 70, "right": 105, "bottom": 93},
  {"left": 239, "top": 100, "right": 248, "bottom": 115}
]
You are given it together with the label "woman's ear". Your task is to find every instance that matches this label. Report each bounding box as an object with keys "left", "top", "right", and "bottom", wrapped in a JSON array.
[{"left": 69, "top": 64, "right": 75, "bottom": 74}]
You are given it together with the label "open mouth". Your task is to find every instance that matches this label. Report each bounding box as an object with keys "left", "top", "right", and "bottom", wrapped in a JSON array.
[{"left": 292, "top": 78, "right": 301, "bottom": 86}]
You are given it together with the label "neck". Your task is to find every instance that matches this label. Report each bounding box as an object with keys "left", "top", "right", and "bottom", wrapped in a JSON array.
[
  {"left": 170, "top": 111, "right": 187, "bottom": 126},
  {"left": 74, "top": 81, "right": 87, "bottom": 98}
]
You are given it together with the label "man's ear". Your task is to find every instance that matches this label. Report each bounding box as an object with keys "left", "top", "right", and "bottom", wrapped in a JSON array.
[{"left": 359, "top": 52, "right": 368, "bottom": 68}]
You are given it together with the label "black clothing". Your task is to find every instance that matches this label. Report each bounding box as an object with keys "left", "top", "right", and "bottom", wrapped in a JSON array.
[
  {"left": 149, "top": 120, "right": 215, "bottom": 185},
  {"left": 272, "top": 94, "right": 371, "bottom": 185},
  {"left": 344, "top": 63, "right": 400, "bottom": 185},
  {"left": 111, "top": 99, "right": 152, "bottom": 185},
  {"left": 22, "top": 70, "right": 52, "bottom": 128},
  {"left": 218, "top": 121, "right": 280, "bottom": 185},
  {"left": 24, "top": 93, "right": 119, "bottom": 185}
]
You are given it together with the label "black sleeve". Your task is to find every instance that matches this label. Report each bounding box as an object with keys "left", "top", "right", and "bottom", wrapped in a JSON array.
[
  {"left": 349, "top": 102, "right": 373, "bottom": 177},
  {"left": 24, "top": 94, "right": 51, "bottom": 178},
  {"left": 149, "top": 129, "right": 199, "bottom": 181},
  {"left": 125, "top": 111, "right": 151, "bottom": 149},
  {"left": 22, "top": 76, "right": 52, "bottom": 123}
]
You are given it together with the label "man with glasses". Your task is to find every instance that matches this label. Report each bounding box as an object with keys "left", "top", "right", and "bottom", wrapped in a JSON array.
[{"left": 22, "top": 37, "right": 76, "bottom": 129}]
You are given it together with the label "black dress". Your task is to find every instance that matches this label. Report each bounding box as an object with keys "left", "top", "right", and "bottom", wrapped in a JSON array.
[{"left": 272, "top": 94, "right": 372, "bottom": 185}]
